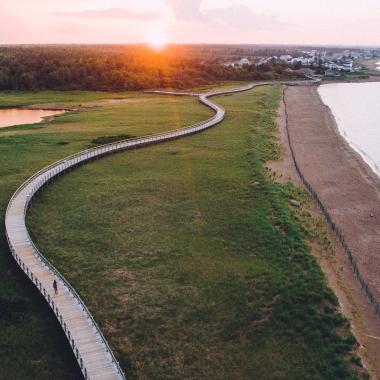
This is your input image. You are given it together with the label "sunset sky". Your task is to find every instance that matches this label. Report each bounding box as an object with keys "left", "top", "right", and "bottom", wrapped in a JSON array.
[{"left": 1, "top": 0, "right": 379, "bottom": 46}]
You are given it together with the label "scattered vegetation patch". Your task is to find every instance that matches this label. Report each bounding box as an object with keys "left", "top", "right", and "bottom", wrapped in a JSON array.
[
  {"left": 278, "top": 181, "right": 334, "bottom": 257},
  {"left": 91, "top": 134, "right": 136, "bottom": 145}
]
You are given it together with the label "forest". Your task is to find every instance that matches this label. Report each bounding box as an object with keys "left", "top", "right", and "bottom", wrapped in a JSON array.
[{"left": 0, "top": 45, "right": 302, "bottom": 91}]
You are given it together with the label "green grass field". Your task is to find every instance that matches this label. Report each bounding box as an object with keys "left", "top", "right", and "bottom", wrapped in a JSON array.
[
  {"left": 0, "top": 91, "right": 211, "bottom": 379},
  {"left": 0, "top": 90, "right": 136, "bottom": 107},
  {"left": 0, "top": 82, "right": 246, "bottom": 108},
  {"left": 21, "top": 86, "right": 364, "bottom": 379}
]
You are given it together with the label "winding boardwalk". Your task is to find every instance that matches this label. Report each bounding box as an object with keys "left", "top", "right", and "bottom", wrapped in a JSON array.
[
  {"left": 4, "top": 83, "right": 255, "bottom": 379},
  {"left": 5, "top": 80, "right": 315, "bottom": 379}
]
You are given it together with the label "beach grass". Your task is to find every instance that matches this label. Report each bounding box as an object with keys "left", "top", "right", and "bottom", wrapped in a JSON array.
[
  {"left": 26, "top": 86, "right": 363, "bottom": 379},
  {"left": 0, "top": 91, "right": 210, "bottom": 379}
]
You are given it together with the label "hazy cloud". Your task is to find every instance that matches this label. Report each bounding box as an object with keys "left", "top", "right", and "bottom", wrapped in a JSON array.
[
  {"left": 49, "top": 20, "right": 90, "bottom": 35},
  {"left": 207, "top": 5, "right": 289, "bottom": 31},
  {"left": 0, "top": 4, "right": 31, "bottom": 43},
  {"left": 167, "top": 0, "right": 290, "bottom": 31},
  {"left": 166, "top": 0, "right": 203, "bottom": 21},
  {"left": 1, "top": 0, "right": 379, "bottom": 45},
  {"left": 54, "top": 8, "right": 159, "bottom": 21}
]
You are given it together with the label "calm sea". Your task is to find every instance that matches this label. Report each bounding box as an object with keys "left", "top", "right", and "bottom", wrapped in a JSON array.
[{"left": 318, "top": 82, "right": 380, "bottom": 178}]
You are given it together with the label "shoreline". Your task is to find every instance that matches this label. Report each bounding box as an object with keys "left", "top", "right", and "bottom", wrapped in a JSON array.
[
  {"left": 317, "top": 82, "right": 380, "bottom": 179},
  {"left": 0, "top": 109, "right": 67, "bottom": 130},
  {"left": 0, "top": 98, "right": 136, "bottom": 129},
  {"left": 280, "top": 84, "right": 380, "bottom": 379},
  {"left": 316, "top": 86, "right": 380, "bottom": 187},
  {"left": 0, "top": 104, "right": 74, "bottom": 111}
]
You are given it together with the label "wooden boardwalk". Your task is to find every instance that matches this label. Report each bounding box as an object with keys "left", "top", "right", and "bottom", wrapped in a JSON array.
[{"left": 5, "top": 80, "right": 317, "bottom": 379}]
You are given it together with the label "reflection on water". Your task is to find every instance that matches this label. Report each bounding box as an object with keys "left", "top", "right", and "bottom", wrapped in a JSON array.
[
  {"left": 377, "top": 61, "right": 380, "bottom": 71},
  {"left": 0, "top": 108, "right": 65, "bottom": 129},
  {"left": 318, "top": 82, "right": 380, "bottom": 178}
]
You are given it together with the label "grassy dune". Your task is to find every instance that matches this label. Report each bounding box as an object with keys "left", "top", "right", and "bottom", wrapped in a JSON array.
[
  {"left": 0, "top": 91, "right": 210, "bottom": 379},
  {"left": 27, "top": 86, "right": 363, "bottom": 379}
]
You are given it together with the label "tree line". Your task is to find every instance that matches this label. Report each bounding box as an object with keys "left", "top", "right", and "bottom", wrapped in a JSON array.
[{"left": 0, "top": 45, "right": 302, "bottom": 91}]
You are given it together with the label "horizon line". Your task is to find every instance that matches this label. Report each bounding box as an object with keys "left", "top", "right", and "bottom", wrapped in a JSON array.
[{"left": 1, "top": 42, "right": 380, "bottom": 49}]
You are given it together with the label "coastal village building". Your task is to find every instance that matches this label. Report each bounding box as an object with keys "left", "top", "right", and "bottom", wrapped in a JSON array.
[
  {"left": 279, "top": 54, "right": 292, "bottom": 62},
  {"left": 223, "top": 58, "right": 251, "bottom": 67},
  {"left": 239, "top": 58, "right": 250, "bottom": 66},
  {"left": 291, "top": 57, "right": 314, "bottom": 66},
  {"left": 278, "top": 54, "right": 315, "bottom": 66},
  {"left": 222, "top": 48, "right": 370, "bottom": 72},
  {"left": 341, "top": 61, "right": 354, "bottom": 72},
  {"left": 256, "top": 56, "right": 276, "bottom": 66},
  {"left": 323, "top": 59, "right": 356, "bottom": 72},
  {"left": 324, "top": 62, "right": 340, "bottom": 70},
  {"left": 324, "top": 69, "right": 337, "bottom": 77}
]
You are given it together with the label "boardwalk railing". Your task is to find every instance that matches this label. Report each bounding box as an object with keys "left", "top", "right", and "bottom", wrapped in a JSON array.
[{"left": 282, "top": 86, "right": 380, "bottom": 318}]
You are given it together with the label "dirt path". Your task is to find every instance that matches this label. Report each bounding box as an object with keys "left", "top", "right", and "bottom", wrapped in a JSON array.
[{"left": 276, "top": 85, "right": 380, "bottom": 379}]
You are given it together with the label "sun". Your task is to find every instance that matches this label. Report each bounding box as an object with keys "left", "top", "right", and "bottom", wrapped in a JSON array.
[{"left": 145, "top": 28, "right": 168, "bottom": 51}]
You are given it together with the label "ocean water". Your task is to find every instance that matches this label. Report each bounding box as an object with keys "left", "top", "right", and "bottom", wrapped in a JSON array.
[
  {"left": 318, "top": 82, "right": 380, "bottom": 177},
  {"left": 0, "top": 109, "right": 64, "bottom": 129}
]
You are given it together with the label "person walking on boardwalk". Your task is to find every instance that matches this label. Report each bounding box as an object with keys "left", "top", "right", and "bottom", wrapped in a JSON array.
[{"left": 53, "top": 279, "right": 58, "bottom": 295}]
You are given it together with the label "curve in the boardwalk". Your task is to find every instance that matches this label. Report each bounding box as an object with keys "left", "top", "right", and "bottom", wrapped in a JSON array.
[{"left": 4, "top": 80, "right": 316, "bottom": 380}]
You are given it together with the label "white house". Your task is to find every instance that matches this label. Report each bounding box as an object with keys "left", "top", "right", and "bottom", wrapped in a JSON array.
[
  {"left": 239, "top": 58, "right": 250, "bottom": 66},
  {"left": 323, "top": 62, "right": 341, "bottom": 70},
  {"left": 341, "top": 60, "right": 354, "bottom": 72},
  {"left": 279, "top": 55, "right": 292, "bottom": 62},
  {"left": 291, "top": 57, "right": 313, "bottom": 66},
  {"left": 256, "top": 57, "right": 274, "bottom": 66}
]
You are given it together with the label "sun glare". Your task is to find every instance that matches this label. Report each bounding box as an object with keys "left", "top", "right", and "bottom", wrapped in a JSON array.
[{"left": 145, "top": 28, "right": 168, "bottom": 51}]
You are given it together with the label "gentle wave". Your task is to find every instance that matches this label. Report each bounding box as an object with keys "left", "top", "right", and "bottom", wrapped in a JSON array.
[{"left": 318, "top": 82, "right": 380, "bottom": 178}]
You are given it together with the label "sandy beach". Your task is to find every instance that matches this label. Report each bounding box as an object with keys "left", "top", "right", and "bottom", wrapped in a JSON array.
[{"left": 281, "top": 85, "right": 380, "bottom": 378}]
